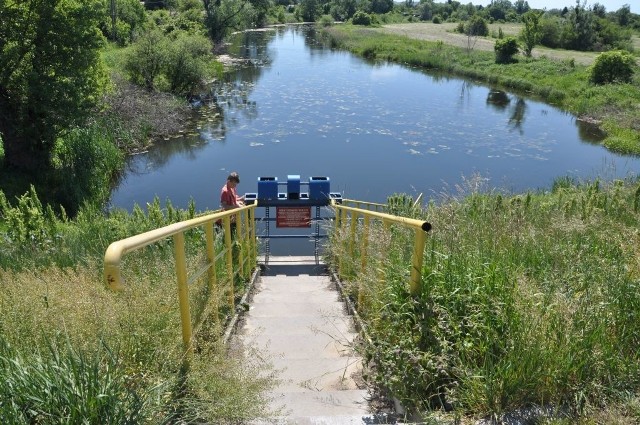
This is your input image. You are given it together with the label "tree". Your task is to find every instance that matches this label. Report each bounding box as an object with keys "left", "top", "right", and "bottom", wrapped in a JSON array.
[
  {"left": 520, "top": 10, "right": 542, "bottom": 56},
  {"left": 370, "top": 0, "right": 393, "bottom": 14},
  {"left": 165, "top": 32, "right": 213, "bottom": 95},
  {"left": 616, "top": 4, "right": 631, "bottom": 26},
  {"left": 513, "top": 0, "right": 529, "bottom": 14},
  {"left": 494, "top": 36, "right": 519, "bottom": 63},
  {"left": 0, "top": 0, "right": 106, "bottom": 172},
  {"left": 487, "top": 0, "right": 512, "bottom": 21},
  {"left": 202, "top": 0, "right": 269, "bottom": 42},
  {"left": 565, "top": 0, "right": 595, "bottom": 50},
  {"left": 298, "top": 0, "right": 321, "bottom": 21},
  {"left": 591, "top": 2, "right": 606, "bottom": 18},
  {"left": 465, "top": 15, "right": 489, "bottom": 52},
  {"left": 124, "top": 28, "right": 170, "bottom": 90},
  {"left": 100, "top": 0, "right": 146, "bottom": 46}
]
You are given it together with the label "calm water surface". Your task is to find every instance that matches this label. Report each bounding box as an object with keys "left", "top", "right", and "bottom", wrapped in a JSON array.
[{"left": 110, "top": 25, "right": 640, "bottom": 212}]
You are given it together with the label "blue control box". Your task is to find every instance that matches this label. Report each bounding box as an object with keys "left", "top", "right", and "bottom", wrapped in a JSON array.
[
  {"left": 309, "top": 176, "right": 330, "bottom": 201},
  {"left": 257, "top": 177, "right": 278, "bottom": 200}
]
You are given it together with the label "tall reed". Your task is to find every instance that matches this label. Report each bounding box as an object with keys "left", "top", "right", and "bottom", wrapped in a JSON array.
[{"left": 329, "top": 177, "right": 640, "bottom": 422}]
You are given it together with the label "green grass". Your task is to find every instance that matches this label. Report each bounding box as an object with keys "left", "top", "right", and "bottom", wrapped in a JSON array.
[
  {"left": 324, "top": 24, "right": 640, "bottom": 155},
  {"left": 101, "top": 42, "right": 132, "bottom": 75},
  {"left": 0, "top": 191, "right": 273, "bottom": 423},
  {"left": 329, "top": 180, "right": 640, "bottom": 423}
]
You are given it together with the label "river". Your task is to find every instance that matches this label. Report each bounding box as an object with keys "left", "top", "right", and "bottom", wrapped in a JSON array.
[{"left": 110, "top": 25, "right": 639, "bottom": 213}]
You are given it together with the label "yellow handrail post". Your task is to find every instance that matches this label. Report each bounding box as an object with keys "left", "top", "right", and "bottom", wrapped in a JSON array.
[
  {"left": 224, "top": 215, "right": 234, "bottom": 308},
  {"left": 377, "top": 220, "right": 391, "bottom": 285},
  {"left": 173, "top": 232, "right": 194, "bottom": 356},
  {"left": 249, "top": 207, "right": 257, "bottom": 267},
  {"left": 338, "top": 208, "right": 347, "bottom": 276},
  {"left": 205, "top": 222, "right": 218, "bottom": 325},
  {"left": 349, "top": 211, "right": 357, "bottom": 278},
  {"left": 358, "top": 215, "right": 370, "bottom": 308},
  {"left": 237, "top": 211, "right": 245, "bottom": 280},
  {"left": 104, "top": 242, "right": 125, "bottom": 291},
  {"left": 409, "top": 227, "right": 427, "bottom": 296},
  {"left": 361, "top": 215, "right": 370, "bottom": 273}
]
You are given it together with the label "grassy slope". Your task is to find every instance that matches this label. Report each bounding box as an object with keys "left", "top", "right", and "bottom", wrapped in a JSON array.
[
  {"left": 325, "top": 23, "right": 640, "bottom": 155},
  {"left": 330, "top": 181, "right": 640, "bottom": 423}
]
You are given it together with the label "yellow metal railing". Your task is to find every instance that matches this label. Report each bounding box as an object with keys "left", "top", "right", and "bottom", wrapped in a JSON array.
[
  {"left": 104, "top": 204, "right": 258, "bottom": 356},
  {"left": 332, "top": 200, "right": 432, "bottom": 299}
]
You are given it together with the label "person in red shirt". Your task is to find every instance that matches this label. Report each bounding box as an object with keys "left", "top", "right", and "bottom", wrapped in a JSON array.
[{"left": 220, "top": 171, "right": 244, "bottom": 210}]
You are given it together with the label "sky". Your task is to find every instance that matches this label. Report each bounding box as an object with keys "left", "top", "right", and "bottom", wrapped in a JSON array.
[{"left": 474, "top": 0, "right": 635, "bottom": 13}]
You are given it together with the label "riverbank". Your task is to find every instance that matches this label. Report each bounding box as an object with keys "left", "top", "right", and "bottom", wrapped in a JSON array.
[{"left": 324, "top": 23, "right": 640, "bottom": 156}]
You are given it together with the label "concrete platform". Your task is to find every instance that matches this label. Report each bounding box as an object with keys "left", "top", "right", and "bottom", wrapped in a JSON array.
[{"left": 233, "top": 256, "right": 377, "bottom": 423}]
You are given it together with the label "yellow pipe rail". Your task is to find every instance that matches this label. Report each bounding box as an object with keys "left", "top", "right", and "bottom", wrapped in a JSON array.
[
  {"left": 104, "top": 204, "right": 258, "bottom": 355},
  {"left": 332, "top": 201, "right": 432, "bottom": 296}
]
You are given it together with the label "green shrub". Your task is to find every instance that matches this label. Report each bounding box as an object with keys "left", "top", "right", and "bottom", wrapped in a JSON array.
[
  {"left": 51, "top": 126, "right": 124, "bottom": 214},
  {"left": 495, "top": 36, "right": 519, "bottom": 64},
  {"left": 432, "top": 14, "right": 442, "bottom": 24},
  {"left": 318, "top": 14, "right": 334, "bottom": 27},
  {"left": 466, "top": 15, "right": 489, "bottom": 37},
  {"left": 589, "top": 50, "right": 636, "bottom": 85},
  {"left": 125, "top": 27, "right": 169, "bottom": 90},
  {"left": 352, "top": 11, "right": 372, "bottom": 26},
  {"left": 165, "top": 32, "right": 213, "bottom": 95},
  {"left": 0, "top": 185, "right": 54, "bottom": 247}
]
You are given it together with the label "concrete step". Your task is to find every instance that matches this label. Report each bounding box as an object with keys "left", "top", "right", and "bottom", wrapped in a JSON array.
[
  {"left": 234, "top": 258, "right": 374, "bottom": 422},
  {"left": 249, "top": 413, "right": 399, "bottom": 425},
  {"left": 268, "top": 389, "right": 371, "bottom": 418}
]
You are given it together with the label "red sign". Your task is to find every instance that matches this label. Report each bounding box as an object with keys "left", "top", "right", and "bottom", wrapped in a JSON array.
[{"left": 276, "top": 207, "right": 311, "bottom": 228}]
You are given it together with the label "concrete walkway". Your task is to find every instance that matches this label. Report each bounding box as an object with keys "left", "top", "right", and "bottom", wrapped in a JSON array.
[{"left": 233, "top": 256, "right": 392, "bottom": 424}]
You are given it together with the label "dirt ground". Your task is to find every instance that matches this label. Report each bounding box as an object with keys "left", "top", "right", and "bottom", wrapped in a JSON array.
[{"left": 379, "top": 22, "right": 632, "bottom": 66}]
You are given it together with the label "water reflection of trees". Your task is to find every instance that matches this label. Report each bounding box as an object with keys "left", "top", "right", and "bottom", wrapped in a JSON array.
[
  {"left": 486, "top": 90, "right": 527, "bottom": 134},
  {"left": 124, "top": 135, "right": 209, "bottom": 175},
  {"left": 486, "top": 90, "right": 510, "bottom": 109},
  {"left": 508, "top": 98, "right": 526, "bottom": 134},
  {"left": 457, "top": 80, "right": 476, "bottom": 109},
  {"left": 228, "top": 29, "right": 278, "bottom": 65},
  {"left": 195, "top": 29, "right": 278, "bottom": 142},
  {"left": 575, "top": 118, "right": 606, "bottom": 144}
]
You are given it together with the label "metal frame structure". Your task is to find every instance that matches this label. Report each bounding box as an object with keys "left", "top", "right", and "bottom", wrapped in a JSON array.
[{"left": 244, "top": 175, "right": 342, "bottom": 265}]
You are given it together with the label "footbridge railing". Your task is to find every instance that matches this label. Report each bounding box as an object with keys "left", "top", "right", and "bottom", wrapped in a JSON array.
[
  {"left": 331, "top": 198, "right": 432, "bottom": 304},
  {"left": 103, "top": 204, "right": 258, "bottom": 356},
  {"left": 102, "top": 190, "right": 431, "bottom": 358}
]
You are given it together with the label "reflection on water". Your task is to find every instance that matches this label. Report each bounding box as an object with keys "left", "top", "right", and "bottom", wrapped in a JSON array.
[
  {"left": 576, "top": 119, "right": 607, "bottom": 144},
  {"left": 110, "top": 25, "right": 638, "bottom": 220},
  {"left": 486, "top": 90, "right": 510, "bottom": 109}
]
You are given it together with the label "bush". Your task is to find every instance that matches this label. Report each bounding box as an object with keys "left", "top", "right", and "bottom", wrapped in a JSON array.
[
  {"left": 125, "top": 28, "right": 169, "bottom": 90},
  {"left": 432, "top": 14, "right": 442, "bottom": 24},
  {"left": 318, "top": 14, "right": 334, "bottom": 27},
  {"left": 466, "top": 15, "right": 489, "bottom": 37},
  {"left": 589, "top": 50, "right": 636, "bottom": 85},
  {"left": 495, "top": 36, "right": 519, "bottom": 63},
  {"left": 165, "top": 32, "right": 213, "bottom": 95},
  {"left": 51, "top": 126, "right": 124, "bottom": 214},
  {"left": 352, "top": 11, "right": 372, "bottom": 26}
]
